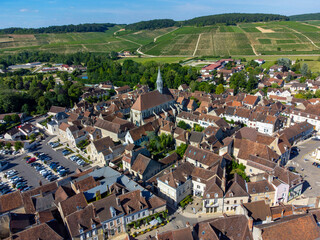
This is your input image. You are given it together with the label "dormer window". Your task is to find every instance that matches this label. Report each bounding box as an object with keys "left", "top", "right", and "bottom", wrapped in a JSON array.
[
  {"left": 229, "top": 192, "right": 233, "bottom": 197},
  {"left": 79, "top": 228, "right": 84, "bottom": 234},
  {"left": 92, "top": 223, "right": 96, "bottom": 229}
]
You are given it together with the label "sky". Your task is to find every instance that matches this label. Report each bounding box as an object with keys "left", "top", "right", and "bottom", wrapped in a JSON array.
[{"left": 1, "top": 0, "right": 320, "bottom": 28}]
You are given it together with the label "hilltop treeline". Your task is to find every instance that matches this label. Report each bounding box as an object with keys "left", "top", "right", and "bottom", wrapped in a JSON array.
[
  {"left": 125, "top": 19, "right": 176, "bottom": 31},
  {"left": 184, "top": 13, "right": 289, "bottom": 26},
  {"left": 290, "top": 13, "right": 320, "bottom": 21},
  {"left": 0, "top": 23, "right": 115, "bottom": 34},
  {"left": 124, "top": 13, "right": 289, "bottom": 30}
]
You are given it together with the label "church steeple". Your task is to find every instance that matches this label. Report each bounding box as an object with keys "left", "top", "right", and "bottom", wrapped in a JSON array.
[{"left": 156, "top": 67, "right": 163, "bottom": 94}]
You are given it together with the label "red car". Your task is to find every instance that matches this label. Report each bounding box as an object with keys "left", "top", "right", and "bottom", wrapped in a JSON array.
[{"left": 26, "top": 157, "right": 36, "bottom": 164}]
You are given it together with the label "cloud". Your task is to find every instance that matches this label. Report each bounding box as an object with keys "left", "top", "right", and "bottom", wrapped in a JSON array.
[{"left": 19, "top": 8, "right": 39, "bottom": 13}]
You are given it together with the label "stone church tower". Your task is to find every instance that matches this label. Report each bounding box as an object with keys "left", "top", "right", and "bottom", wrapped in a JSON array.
[{"left": 156, "top": 67, "right": 163, "bottom": 94}]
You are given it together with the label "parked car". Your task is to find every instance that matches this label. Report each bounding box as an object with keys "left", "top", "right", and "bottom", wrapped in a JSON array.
[{"left": 26, "top": 157, "right": 36, "bottom": 164}]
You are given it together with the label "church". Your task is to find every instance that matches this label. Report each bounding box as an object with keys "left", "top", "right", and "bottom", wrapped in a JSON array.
[{"left": 131, "top": 68, "right": 176, "bottom": 126}]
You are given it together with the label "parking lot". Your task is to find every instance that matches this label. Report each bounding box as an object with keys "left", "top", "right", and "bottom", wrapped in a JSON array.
[
  {"left": 288, "top": 138, "right": 320, "bottom": 197},
  {"left": 0, "top": 134, "right": 90, "bottom": 194}
]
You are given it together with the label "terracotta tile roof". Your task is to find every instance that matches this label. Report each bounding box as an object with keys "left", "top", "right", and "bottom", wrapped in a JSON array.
[
  {"left": 92, "top": 136, "right": 114, "bottom": 153},
  {"left": 158, "top": 162, "right": 194, "bottom": 188},
  {"left": 59, "top": 193, "right": 88, "bottom": 217},
  {"left": 92, "top": 194, "right": 124, "bottom": 222},
  {"left": 225, "top": 173, "right": 249, "bottom": 198},
  {"left": 247, "top": 180, "right": 275, "bottom": 195},
  {"left": 184, "top": 145, "right": 222, "bottom": 168},
  {"left": 247, "top": 155, "right": 276, "bottom": 172},
  {"left": 243, "top": 200, "right": 272, "bottom": 222},
  {"left": 73, "top": 176, "right": 100, "bottom": 192},
  {"left": 131, "top": 89, "right": 174, "bottom": 111},
  {"left": 49, "top": 106, "right": 66, "bottom": 114},
  {"left": 128, "top": 122, "right": 154, "bottom": 142},
  {"left": 203, "top": 176, "right": 224, "bottom": 198},
  {"left": 38, "top": 210, "right": 55, "bottom": 223},
  {"left": 21, "top": 182, "right": 58, "bottom": 214},
  {"left": 157, "top": 227, "right": 193, "bottom": 240},
  {"left": 147, "top": 195, "right": 166, "bottom": 210},
  {"left": 6, "top": 222, "right": 63, "bottom": 240},
  {"left": 58, "top": 122, "right": 70, "bottom": 132},
  {"left": 65, "top": 204, "right": 101, "bottom": 238},
  {"left": 0, "top": 191, "right": 23, "bottom": 213},
  {"left": 270, "top": 205, "right": 293, "bottom": 219},
  {"left": 131, "top": 154, "right": 153, "bottom": 175},
  {"left": 119, "top": 190, "right": 148, "bottom": 215},
  {"left": 94, "top": 118, "right": 122, "bottom": 134},
  {"left": 159, "top": 152, "right": 179, "bottom": 165},
  {"left": 273, "top": 166, "right": 302, "bottom": 187},
  {"left": 194, "top": 215, "right": 253, "bottom": 240},
  {"left": 237, "top": 139, "right": 279, "bottom": 161},
  {"left": 256, "top": 214, "right": 320, "bottom": 240}
]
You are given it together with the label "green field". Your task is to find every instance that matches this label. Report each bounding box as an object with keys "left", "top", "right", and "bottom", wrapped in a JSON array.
[{"left": 1, "top": 21, "right": 320, "bottom": 57}]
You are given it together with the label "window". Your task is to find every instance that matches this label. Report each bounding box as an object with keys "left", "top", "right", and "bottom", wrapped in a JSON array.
[
  {"left": 214, "top": 193, "right": 218, "bottom": 198},
  {"left": 197, "top": 185, "right": 200, "bottom": 189},
  {"left": 104, "top": 223, "right": 108, "bottom": 229},
  {"left": 110, "top": 221, "right": 114, "bottom": 227},
  {"left": 226, "top": 207, "right": 229, "bottom": 211},
  {"left": 86, "top": 231, "right": 92, "bottom": 238},
  {"left": 117, "top": 219, "right": 121, "bottom": 224},
  {"left": 142, "top": 211, "right": 145, "bottom": 217},
  {"left": 137, "top": 213, "right": 140, "bottom": 218},
  {"left": 234, "top": 200, "right": 237, "bottom": 204},
  {"left": 118, "top": 226, "right": 121, "bottom": 233},
  {"left": 226, "top": 201, "right": 229, "bottom": 204}
]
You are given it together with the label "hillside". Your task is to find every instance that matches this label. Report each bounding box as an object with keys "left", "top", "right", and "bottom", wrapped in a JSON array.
[
  {"left": 290, "top": 13, "right": 320, "bottom": 21},
  {"left": 1, "top": 15, "right": 320, "bottom": 57}
]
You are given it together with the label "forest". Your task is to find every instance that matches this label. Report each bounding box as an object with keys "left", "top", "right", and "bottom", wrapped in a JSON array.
[
  {"left": 0, "top": 23, "right": 115, "bottom": 34},
  {"left": 0, "top": 51, "right": 200, "bottom": 115},
  {"left": 183, "top": 13, "right": 289, "bottom": 26},
  {"left": 125, "top": 19, "right": 176, "bottom": 31}
]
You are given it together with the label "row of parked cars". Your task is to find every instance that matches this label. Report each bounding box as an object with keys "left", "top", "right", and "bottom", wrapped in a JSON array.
[
  {"left": 30, "top": 162, "right": 58, "bottom": 182},
  {"left": 34, "top": 152, "right": 52, "bottom": 162},
  {"left": 69, "top": 155, "right": 86, "bottom": 166},
  {"left": 49, "top": 162, "right": 70, "bottom": 177},
  {"left": 49, "top": 142, "right": 60, "bottom": 148},
  {"left": 0, "top": 181, "right": 12, "bottom": 195},
  {"left": 4, "top": 169, "right": 32, "bottom": 192},
  {"left": 0, "top": 149, "right": 19, "bottom": 155}
]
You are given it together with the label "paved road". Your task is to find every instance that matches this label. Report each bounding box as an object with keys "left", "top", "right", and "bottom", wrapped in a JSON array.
[{"left": 288, "top": 138, "right": 320, "bottom": 197}]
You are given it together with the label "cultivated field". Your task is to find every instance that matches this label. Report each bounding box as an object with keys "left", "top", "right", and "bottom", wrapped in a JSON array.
[{"left": 1, "top": 21, "right": 320, "bottom": 56}]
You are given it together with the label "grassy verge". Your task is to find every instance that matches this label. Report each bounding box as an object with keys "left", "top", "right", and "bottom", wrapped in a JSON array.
[{"left": 77, "top": 154, "right": 92, "bottom": 164}]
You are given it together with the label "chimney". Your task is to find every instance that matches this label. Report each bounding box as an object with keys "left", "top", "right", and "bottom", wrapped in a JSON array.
[
  {"left": 116, "top": 197, "right": 120, "bottom": 206},
  {"left": 248, "top": 217, "right": 253, "bottom": 232},
  {"left": 267, "top": 174, "right": 273, "bottom": 183},
  {"left": 221, "top": 167, "right": 226, "bottom": 193}
]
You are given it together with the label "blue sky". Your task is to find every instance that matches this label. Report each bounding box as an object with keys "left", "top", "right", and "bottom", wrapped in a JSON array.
[{"left": 1, "top": 0, "right": 320, "bottom": 28}]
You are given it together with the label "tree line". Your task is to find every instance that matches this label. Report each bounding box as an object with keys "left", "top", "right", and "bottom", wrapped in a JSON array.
[
  {"left": 0, "top": 23, "right": 115, "bottom": 34},
  {"left": 124, "top": 13, "right": 289, "bottom": 31}
]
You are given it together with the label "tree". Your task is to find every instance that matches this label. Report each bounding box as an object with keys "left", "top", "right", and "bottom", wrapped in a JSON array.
[
  {"left": 177, "top": 121, "right": 189, "bottom": 130},
  {"left": 21, "top": 104, "right": 30, "bottom": 115},
  {"left": 14, "top": 141, "right": 23, "bottom": 151},
  {"left": 194, "top": 124, "right": 204, "bottom": 132},
  {"left": 176, "top": 144, "right": 188, "bottom": 158},
  {"left": 5, "top": 142, "right": 12, "bottom": 150},
  {"left": 301, "top": 63, "right": 308, "bottom": 76},
  {"left": 215, "top": 84, "right": 225, "bottom": 94},
  {"left": 189, "top": 81, "right": 197, "bottom": 92},
  {"left": 3, "top": 115, "right": 11, "bottom": 123},
  {"left": 11, "top": 114, "right": 20, "bottom": 123},
  {"left": 277, "top": 58, "right": 291, "bottom": 71}
]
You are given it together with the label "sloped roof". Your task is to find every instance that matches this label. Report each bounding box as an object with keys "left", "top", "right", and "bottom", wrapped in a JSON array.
[{"left": 131, "top": 89, "right": 174, "bottom": 111}]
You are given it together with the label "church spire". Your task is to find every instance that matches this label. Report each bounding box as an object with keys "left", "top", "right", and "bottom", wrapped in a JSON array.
[{"left": 156, "top": 67, "right": 163, "bottom": 94}]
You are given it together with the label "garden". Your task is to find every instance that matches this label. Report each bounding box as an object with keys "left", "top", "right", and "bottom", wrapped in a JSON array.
[{"left": 127, "top": 210, "right": 169, "bottom": 237}]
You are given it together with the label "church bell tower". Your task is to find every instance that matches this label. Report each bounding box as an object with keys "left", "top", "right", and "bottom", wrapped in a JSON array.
[{"left": 156, "top": 67, "right": 163, "bottom": 94}]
